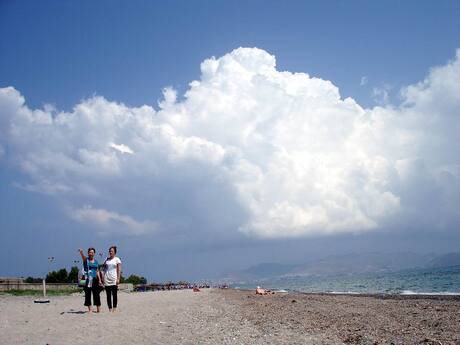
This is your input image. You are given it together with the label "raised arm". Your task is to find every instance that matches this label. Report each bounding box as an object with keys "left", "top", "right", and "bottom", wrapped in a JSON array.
[{"left": 78, "top": 248, "right": 87, "bottom": 262}]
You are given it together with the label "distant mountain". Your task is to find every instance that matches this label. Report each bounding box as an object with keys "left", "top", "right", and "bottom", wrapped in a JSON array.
[
  {"left": 222, "top": 252, "right": 460, "bottom": 282},
  {"left": 427, "top": 253, "right": 460, "bottom": 268},
  {"left": 226, "top": 263, "right": 296, "bottom": 281},
  {"left": 288, "top": 252, "right": 435, "bottom": 277}
]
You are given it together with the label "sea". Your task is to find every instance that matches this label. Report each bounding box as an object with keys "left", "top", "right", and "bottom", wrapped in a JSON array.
[{"left": 231, "top": 265, "right": 460, "bottom": 295}]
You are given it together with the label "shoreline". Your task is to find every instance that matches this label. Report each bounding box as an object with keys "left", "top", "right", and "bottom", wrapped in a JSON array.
[{"left": 230, "top": 287, "right": 460, "bottom": 299}]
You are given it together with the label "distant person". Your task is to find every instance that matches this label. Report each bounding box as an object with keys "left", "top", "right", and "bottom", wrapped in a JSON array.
[
  {"left": 78, "top": 247, "right": 103, "bottom": 313},
  {"left": 102, "top": 245, "right": 122, "bottom": 312}
]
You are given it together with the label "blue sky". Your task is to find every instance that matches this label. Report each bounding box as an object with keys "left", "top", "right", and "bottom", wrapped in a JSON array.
[
  {"left": 1, "top": 1, "right": 459, "bottom": 281},
  {"left": 2, "top": 0, "right": 459, "bottom": 109}
]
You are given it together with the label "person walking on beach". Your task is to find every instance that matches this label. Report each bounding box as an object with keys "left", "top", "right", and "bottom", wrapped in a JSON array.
[
  {"left": 78, "top": 248, "right": 103, "bottom": 313},
  {"left": 102, "top": 245, "right": 122, "bottom": 312}
]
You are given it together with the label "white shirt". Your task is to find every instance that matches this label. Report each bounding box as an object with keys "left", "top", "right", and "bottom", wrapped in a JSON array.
[{"left": 103, "top": 257, "right": 121, "bottom": 286}]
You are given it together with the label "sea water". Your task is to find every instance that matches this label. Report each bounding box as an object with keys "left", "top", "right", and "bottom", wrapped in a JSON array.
[{"left": 231, "top": 265, "right": 460, "bottom": 295}]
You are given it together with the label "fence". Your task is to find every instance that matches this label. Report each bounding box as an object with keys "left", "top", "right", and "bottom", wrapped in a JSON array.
[{"left": 0, "top": 283, "right": 133, "bottom": 292}]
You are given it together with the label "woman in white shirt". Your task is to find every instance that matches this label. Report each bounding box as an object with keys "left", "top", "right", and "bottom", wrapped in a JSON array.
[{"left": 102, "top": 246, "right": 122, "bottom": 312}]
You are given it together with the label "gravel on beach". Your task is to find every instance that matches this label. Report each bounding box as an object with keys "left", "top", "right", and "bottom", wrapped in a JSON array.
[
  {"left": 1, "top": 288, "right": 459, "bottom": 344},
  {"left": 220, "top": 289, "right": 460, "bottom": 344}
]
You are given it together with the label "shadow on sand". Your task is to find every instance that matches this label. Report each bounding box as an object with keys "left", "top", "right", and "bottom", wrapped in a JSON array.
[{"left": 60, "top": 310, "right": 87, "bottom": 315}]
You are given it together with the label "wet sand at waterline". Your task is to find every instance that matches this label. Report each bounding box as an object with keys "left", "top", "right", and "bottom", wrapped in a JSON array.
[{"left": 1, "top": 289, "right": 459, "bottom": 344}]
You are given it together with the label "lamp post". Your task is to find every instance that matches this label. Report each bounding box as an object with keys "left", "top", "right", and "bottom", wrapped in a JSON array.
[
  {"left": 34, "top": 256, "right": 54, "bottom": 303},
  {"left": 73, "top": 260, "right": 80, "bottom": 285},
  {"left": 43, "top": 256, "right": 55, "bottom": 297}
]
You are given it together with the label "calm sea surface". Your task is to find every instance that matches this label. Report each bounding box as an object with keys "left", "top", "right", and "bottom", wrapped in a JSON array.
[{"left": 231, "top": 265, "right": 460, "bottom": 295}]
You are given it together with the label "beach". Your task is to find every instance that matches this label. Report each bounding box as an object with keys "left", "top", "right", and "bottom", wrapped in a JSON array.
[{"left": 1, "top": 289, "right": 459, "bottom": 345}]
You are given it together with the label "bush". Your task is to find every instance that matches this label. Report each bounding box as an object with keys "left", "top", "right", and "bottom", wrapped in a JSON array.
[
  {"left": 46, "top": 268, "right": 68, "bottom": 283},
  {"left": 123, "top": 274, "right": 147, "bottom": 285},
  {"left": 25, "top": 277, "right": 42, "bottom": 283},
  {"left": 67, "top": 266, "right": 79, "bottom": 283}
]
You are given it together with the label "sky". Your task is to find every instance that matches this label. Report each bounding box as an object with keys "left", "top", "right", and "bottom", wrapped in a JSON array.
[{"left": 1, "top": 0, "right": 459, "bottom": 281}]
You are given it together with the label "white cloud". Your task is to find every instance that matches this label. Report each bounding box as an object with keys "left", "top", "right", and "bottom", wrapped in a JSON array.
[
  {"left": 109, "top": 142, "right": 134, "bottom": 154},
  {"left": 372, "top": 83, "right": 392, "bottom": 105},
  {"left": 0, "top": 47, "right": 459, "bottom": 238},
  {"left": 13, "top": 180, "right": 72, "bottom": 194},
  {"left": 360, "top": 76, "right": 368, "bottom": 86},
  {"left": 69, "top": 205, "right": 157, "bottom": 235}
]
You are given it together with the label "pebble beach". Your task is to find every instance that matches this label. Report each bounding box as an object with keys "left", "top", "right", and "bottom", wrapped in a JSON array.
[{"left": 1, "top": 289, "right": 459, "bottom": 344}]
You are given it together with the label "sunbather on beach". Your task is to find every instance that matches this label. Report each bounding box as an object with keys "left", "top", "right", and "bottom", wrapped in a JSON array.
[
  {"left": 255, "top": 286, "right": 274, "bottom": 295},
  {"left": 78, "top": 247, "right": 103, "bottom": 313},
  {"left": 256, "top": 286, "right": 267, "bottom": 295}
]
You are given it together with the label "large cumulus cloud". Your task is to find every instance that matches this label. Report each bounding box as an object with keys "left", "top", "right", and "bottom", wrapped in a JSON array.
[{"left": 0, "top": 47, "right": 459, "bottom": 238}]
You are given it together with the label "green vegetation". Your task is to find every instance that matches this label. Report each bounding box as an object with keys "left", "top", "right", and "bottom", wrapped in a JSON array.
[
  {"left": 120, "top": 274, "right": 147, "bottom": 285},
  {"left": 46, "top": 266, "right": 79, "bottom": 283},
  {"left": 25, "top": 266, "right": 80, "bottom": 284},
  {"left": 1, "top": 288, "right": 82, "bottom": 296},
  {"left": 68, "top": 266, "right": 79, "bottom": 283},
  {"left": 24, "top": 266, "right": 148, "bottom": 286},
  {"left": 24, "top": 277, "right": 42, "bottom": 283}
]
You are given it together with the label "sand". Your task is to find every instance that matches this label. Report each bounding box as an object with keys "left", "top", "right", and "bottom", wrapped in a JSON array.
[{"left": 0, "top": 289, "right": 459, "bottom": 344}]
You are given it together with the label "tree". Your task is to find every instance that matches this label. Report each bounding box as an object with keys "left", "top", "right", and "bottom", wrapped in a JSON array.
[
  {"left": 124, "top": 274, "right": 147, "bottom": 285},
  {"left": 29, "top": 266, "right": 82, "bottom": 284},
  {"left": 68, "top": 266, "right": 79, "bottom": 283},
  {"left": 25, "top": 276, "right": 42, "bottom": 283},
  {"left": 46, "top": 268, "right": 68, "bottom": 283}
]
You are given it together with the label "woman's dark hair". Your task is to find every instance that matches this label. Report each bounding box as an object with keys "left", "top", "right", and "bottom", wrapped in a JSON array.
[
  {"left": 109, "top": 246, "right": 117, "bottom": 254},
  {"left": 87, "top": 247, "right": 96, "bottom": 254}
]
